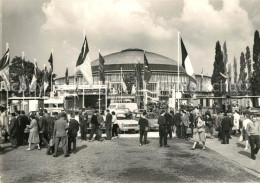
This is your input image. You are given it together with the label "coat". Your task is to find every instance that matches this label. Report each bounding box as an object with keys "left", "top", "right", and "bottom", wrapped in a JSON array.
[
  {"left": 53, "top": 118, "right": 69, "bottom": 138},
  {"left": 38, "top": 116, "right": 48, "bottom": 134},
  {"left": 105, "top": 113, "right": 112, "bottom": 126},
  {"left": 68, "top": 119, "right": 79, "bottom": 137},
  {"left": 9, "top": 117, "right": 18, "bottom": 137},
  {"left": 221, "top": 116, "right": 232, "bottom": 131}
]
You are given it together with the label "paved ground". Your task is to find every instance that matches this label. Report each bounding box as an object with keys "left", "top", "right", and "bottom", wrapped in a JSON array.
[{"left": 0, "top": 136, "right": 260, "bottom": 183}]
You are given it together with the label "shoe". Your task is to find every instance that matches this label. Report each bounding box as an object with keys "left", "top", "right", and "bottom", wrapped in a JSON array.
[
  {"left": 38, "top": 148, "right": 41, "bottom": 150},
  {"left": 190, "top": 147, "right": 195, "bottom": 150},
  {"left": 139, "top": 144, "right": 143, "bottom": 146},
  {"left": 73, "top": 151, "right": 76, "bottom": 154},
  {"left": 26, "top": 148, "right": 32, "bottom": 151},
  {"left": 244, "top": 147, "right": 249, "bottom": 150},
  {"left": 64, "top": 154, "right": 70, "bottom": 157},
  {"left": 221, "top": 143, "right": 226, "bottom": 144},
  {"left": 164, "top": 145, "right": 170, "bottom": 147},
  {"left": 53, "top": 155, "right": 57, "bottom": 157},
  {"left": 68, "top": 150, "right": 72, "bottom": 154},
  {"left": 160, "top": 145, "right": 163, "bottom": 147},
  {"left": 202, "top": 147, "right": 206, "bottom": 150},
  {"left": 210, "top": 137, "right": 213, "bottom": 139},
  {"left": 252, "top": 155, "right": 256, "bottom": 160}
]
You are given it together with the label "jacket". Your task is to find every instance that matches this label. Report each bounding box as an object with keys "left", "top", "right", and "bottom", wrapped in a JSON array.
[
  {"left": 158, "top": 116, "right": 166, "bottom": 126},
  {"left": 53, "top": 118, "right": 69, "bottom": 137},
  {"left": 174, "top": 113, "right": 181, "bottom": 126},
  {"left": 9, "top": 117, "right": 18, "bottom": 136},
  {"left": 105, "top": 113, "right": 112, "bottom": 126},
  {"left": 69, "top": 119, "right": 79, "bottom": 136},
  {"left": 181, "top": 114, "right": 189, "bottom": 127},
  {"left": 221, "top": 116, "right": 232, "bottom": 131},
  {"left": 38, "top": 116, "right": 48, "bottom": 134},
  {"left": 164, "top": 113, "right": 173, "bottom": 126},
  {"left": 91, "top": 114, "right": 99, "bottom": 125}
]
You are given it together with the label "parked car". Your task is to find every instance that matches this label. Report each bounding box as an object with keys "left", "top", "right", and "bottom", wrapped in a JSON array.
[{"left": 116, "top": 113, "right": 139, "bottom": 133}]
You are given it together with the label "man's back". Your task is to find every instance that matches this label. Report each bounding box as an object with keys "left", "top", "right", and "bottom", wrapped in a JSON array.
[
  {"left": 54, "top": 118, "right": 68, "bottom": 137},
  {"left": 106, "top": 113, "right": 112, "bottom": 125},
  {"left": 221, "top": 116, "right": 231, "bottom": 130},
  {"left": 69, "top": 119, "right": 79, "bottom": 136}
]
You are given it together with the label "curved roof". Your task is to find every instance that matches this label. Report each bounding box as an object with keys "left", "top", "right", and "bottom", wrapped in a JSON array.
[{"left": 91, "top": 48, "right": 178, "bottom": 66}]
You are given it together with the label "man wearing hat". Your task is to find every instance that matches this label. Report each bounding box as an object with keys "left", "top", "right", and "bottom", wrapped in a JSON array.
[{"left": 158, "top": 110, "right": 170, "bottom": 147}]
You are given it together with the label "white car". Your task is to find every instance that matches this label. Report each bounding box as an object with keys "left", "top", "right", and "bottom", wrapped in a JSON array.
[{"left": 116, "top": 113, "right": 139, "bottom": 133}]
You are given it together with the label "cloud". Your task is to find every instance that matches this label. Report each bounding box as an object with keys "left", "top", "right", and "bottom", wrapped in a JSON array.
[{"left": 41, "top": 0, "right": 256, "bottom": 77}]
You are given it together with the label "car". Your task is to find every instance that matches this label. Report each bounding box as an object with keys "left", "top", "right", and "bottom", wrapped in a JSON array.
[
  {"left": 116, "top": 113, "right": 139, "bottom": 133},
  {"left": 133, "top": 112, "right": 159, "bottom": 131}
]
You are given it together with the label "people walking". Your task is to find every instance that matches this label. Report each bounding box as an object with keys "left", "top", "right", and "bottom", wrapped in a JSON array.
[
  {"left": 68, "top": 113, "right": 79, "bottom": 154},
  {"left": 174, "top": 110, "right": 181, "bottom": 139},
  {"left": 53, "top": 112, "right": 69, "bottom": 157},
  {"left": 246, "top": 115, "right": 260, "bottom": 160},
  {"left": 0, "top": 107, "right": 9, "bottom": 142},
  {"left": 165, "top": 110, "right": 173, "bottom": 139},
  {"left": 242, "top": 113, "right": 252, "bottom": 150},
  {"left": 105, "top": 109, "right": 112, "bottom": 140},
  {"left": 37, "top": 111, "right": 49, "bottom": 148},
  {"left": 89, "top": 110, "right": 99, "bottom": 141},
  {"left": 80, "top": 110, "right": 88, "bottom": 141},
  {"left": 138, "top": 111, "right": 149, "bottom": 146},
  {"left": 158, "top": 110, "right": 170, "bottom": 147},
  {"left": 221, "top": 113, "right": 232, "bottom": 144},
  {"left": 191, "top": 115, "right": 206, "bottom": 150},
  {"left": 26, "top": 114, "right": 40, "bottom": 150},
  {"left": 180, "top": 110, "right": 189, "bottom": 140},
  {"left": 232, "top": 110, "right": 240, "bottom": 135}
]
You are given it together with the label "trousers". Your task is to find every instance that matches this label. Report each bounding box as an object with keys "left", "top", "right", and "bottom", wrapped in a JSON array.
[
  {"left": 167, "top": 126, "right": 172, "bottom": 139},
  {"left": 249, "top": 135, "right": 260, "bottom": 159},
  {"left": 39, "top": 133, "right": 49, "bottom": 147},
  {"left": 106, "top": 125, "right": 112, "bottom": 139},
  {"left": 222, "top": 130, "right": 230, "bottom": 144},
  {"left": 54, "top": 136, "right": 68, "bottom": 156},
  {"left": 159, "top": 126, "right": 167, "bottom": 146},
  {"left": 140, "top": 130, "right": 147, "bottom": 145},
  {"left": 68, "top": 135, "right": 77, "bottom": 152}
]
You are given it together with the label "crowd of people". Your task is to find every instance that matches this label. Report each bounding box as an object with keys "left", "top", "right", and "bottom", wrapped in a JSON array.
[{"left": 0, "top": 104, "right": 259, "bottom": 160}]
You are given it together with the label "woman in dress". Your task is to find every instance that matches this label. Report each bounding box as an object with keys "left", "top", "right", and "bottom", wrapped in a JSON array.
[
  {"left": 26, "top": 114, "right": 40, "bottom": 150},
  {"left": 191, "top": 115, "right": 206, "bottom": 150}
]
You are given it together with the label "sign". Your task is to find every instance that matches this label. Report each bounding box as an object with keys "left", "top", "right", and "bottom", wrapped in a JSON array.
[{"left": 0, "top": 81, "right": 7, "bottom": 91}]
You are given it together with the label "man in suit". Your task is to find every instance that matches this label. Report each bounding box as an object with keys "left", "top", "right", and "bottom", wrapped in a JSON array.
[
  {"left": 38, "top": 111, "right": 49, "bottom": 148},
  {"left": 247, "top": 115, "right": 260, "bottom": 160},
  {"left": 158, "top": 110, "right": 170, "bottom": 147},
  {"left": 105, "top": 109, "right": 112, "bottom": 140},
  {"left": 88, "top": 110, "right": 99, "bottom": 141},
  {"left": 165, "top": 110, "right": 173, "bottom": 139},
  {"left": 17, "top": 110, "right": 29, "bottom": 146},
  {"left": 221, "top": 113, "right": 232, "bottom": 144},
  {"left": 53, "top": 112, "right": 69, "bottom": 157},
  {"left": 79, "top": 109, "right": 88, "bottom": 141},
  {"left": 68, "top": 113, "right": 79, "bottom": 154},
  {"left": 174, "top": 110, "right": 182, "bottom": 138},
  {"left": 9, "top": 113, "right": 18, "bottom": 148}
]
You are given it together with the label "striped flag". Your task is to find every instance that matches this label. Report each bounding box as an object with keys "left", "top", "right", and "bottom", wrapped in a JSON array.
[
  {"left": 43, "top": 66, "right": 49, "bottom": 93},
  {"left": 144, "top": 51, "right": 152, "bottom": 83},
  {"left": 65, "top": 66, "right": 69, "bottom": 85},
  {"left": 99, "top": 52, "right": 105, "bottom": 84},
  {"left": 76, "top": 36, "right": 93, "bottom": 85},
  {"left": 0, "top": 49, "right": 10, "bottom": 91},
  {"left": 30, "top": 62, "right": 40, "bottom": 92},
  {"left": 48, "top": 52, "right": 53, "bottom": 72},
  {"left": 181, "top": 38, "right": 196, "bottom": 84}
]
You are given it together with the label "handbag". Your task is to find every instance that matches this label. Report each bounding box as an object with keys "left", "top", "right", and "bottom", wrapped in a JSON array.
[
  {"left": 186, "top": 127, "right": 192, "bottom": 134},
  {"left": 24, "top": 127, "right": 30, "bottom": 133},
  {"left": 239, "top": 135, "right": 243, "bottom": 142}
]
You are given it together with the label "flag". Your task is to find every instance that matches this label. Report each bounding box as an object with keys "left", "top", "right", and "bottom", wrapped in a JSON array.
[
  {"left": 135, "top": 62, "right": 143, "bottom": 89},
  {"left": 75, "top": 76, "right": 79, "bottom": 99},
  {"left": 181, "top": 38, "right": 196, "bottom": 84},
  {"left": 76, "top": 36, "right": 93, "bottom": 85},
  {"left": 48, "top": 52, "right": 53, "bottom": 72},
  {"left": 30, "top": 62, "right": 40, "bottom": 92},
  {"left": 143, "top": 51, "right": 152, "bottom": 83},
  {"left": 0, "top": 49, "right": 10, "bottom": 91},
  {"left": 131, "top": 84, "right": 136, "bottom": 95},
  {"left": 121, "top": 68, "right": 127, "bottom": 93},
  {"left": 19, "top": 55, "right": 26, "bottom": 93},
  {"left": 43, "top": 67, "right": 49, "bottom": 93},
  {"left": 201, "top": 68, "right": 204, "bottom": 79},
  {"left": 65, "top": 66, "right": 69, "bottom": 85},
  {"left": 99, "top": 52, "right": 105, "bottom": 84}
]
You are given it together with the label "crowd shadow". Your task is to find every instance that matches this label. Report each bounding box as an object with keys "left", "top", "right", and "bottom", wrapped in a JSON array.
[
  {"left": 0, "top": 145, "right": 15, "bottom": 155},
  {"left": 238, "top": 150, "right": 251, "bottom": 158},
  {"left": 236, "top": 142, "right": 245, "bottom": 148},
  {"left": 77, "top": 144, "right": 87, "bottom": 152}
]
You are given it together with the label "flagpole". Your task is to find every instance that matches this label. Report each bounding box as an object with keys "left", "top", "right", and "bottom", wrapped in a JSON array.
[
  {"left": 43, "top": 64, "right": 46, "bottom": 98},
  {"left": 74, "top": 68, "right": 76, "bottom": 110},
  {"left": 82, "top": 77, "right": 85, "bottom": 109},
  {"left": 121, "top": 67, "right": 123, "bottom": 103},
  {"left": 22, "top": 51, "right": 25, "bottom": 110},
  {"left": 105, "top": 84, "right": 107, "bottom": 111},
  {"left": 6, "top": 43, "right": 9, "bottom": 112},
  {"left": 99, "top": 81, "right": 101, "bottom": 113},
  {"left": 51, "top": 49, "right": 53, "bottom": 93},
  {"left": 34, "top": 59, "right": 37, "bottom": 100},
  {"left": 177, "top": 31, "right": 180, "bottom": 110}
]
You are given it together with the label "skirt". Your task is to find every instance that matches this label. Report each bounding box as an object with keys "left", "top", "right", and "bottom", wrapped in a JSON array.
[
  {"left": 205, "top": 126, "right": 214, "bottom": 134},
  {"left": 28, "top": 132, "right": 40, "bottom": 144},
  {"left": 194, "top": 130, "right": 205, "bottom": 143}
]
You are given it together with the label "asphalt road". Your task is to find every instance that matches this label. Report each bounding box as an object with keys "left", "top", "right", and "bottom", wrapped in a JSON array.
[{"left": 0, "top": 138, "right": 260, "bottom": 183}]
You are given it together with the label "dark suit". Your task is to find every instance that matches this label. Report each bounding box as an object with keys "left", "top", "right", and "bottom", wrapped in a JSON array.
[
  {"left": 105, "top": 113, "right": 112, "bottom": 139},
  {"left": 17, "top": 115, "right": 28, "bottom": 145},
  {"left": 53, "top": 118, "right": 69, "bottom": 156},
  {"left": 80, "top": 113, "right": 88, "bottom": 140},
  {"left": 89, "top": 114, "right": 99, "bottom": 140},
  {"left": 165, "top": 113, "right": 173, "bottom": 139},
  {"left": 68, "top": 118, "right": 79, "bottom": 153},
  {"left": 38, "top": 116, "right": 49, "bottom": 147},
  {"left": 174, "top": 113, "right": 181, "bottom": 138},
  {"left": 9, "top": 117, "right": 18, "bottom": 147},
  {"left": 158, "top": 116, "right": 167, "bottom": 146},
  {"left": 221, "top": 116, "right": 232, "bottom": 144}
]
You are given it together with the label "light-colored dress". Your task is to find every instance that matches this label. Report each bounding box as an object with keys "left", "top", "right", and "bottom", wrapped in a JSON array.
[
  {"left": 28, "top": 119, "right": 40, "bottom": 144},
  {"left": 194, "top": 120, "right": 206, "bottom": 143},
  {"left": 232, "top": 113, "right": 240, "bottom": 130}
]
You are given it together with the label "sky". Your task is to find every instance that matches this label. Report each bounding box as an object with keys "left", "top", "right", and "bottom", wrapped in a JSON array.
[{"left": 1, "top": 0, "right": 260, "bottom": 78}]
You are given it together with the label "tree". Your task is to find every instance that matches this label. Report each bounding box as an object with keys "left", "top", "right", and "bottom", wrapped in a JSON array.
[
  {"left": 228, "top": 63, "right": 232, "bottom": 84},
  {"left": 233, "top": 56, "right": 238, "bottom": 83},
  {"left": 223, "top": 41, "right": 228, "bottom": 75},
  {"left": 251, "top": 30, "right": 260, "bottom": 96},
  {"left": 245, "top": 46, "right": 252, "bottom": 82},
  {"left": 239, "top": 52, "right": 247, "bottom": 95},
  {"left": 211, "top": 41, "right": 226, "bottom": 97},
  {"left": 123, "top": 72, "right": 136, "bottom": 94}
]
